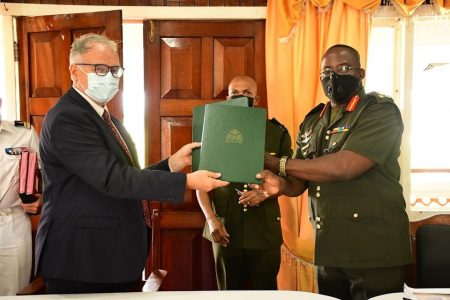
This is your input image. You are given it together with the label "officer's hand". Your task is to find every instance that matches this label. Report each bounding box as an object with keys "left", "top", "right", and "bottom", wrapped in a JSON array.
[
  {"left": 238, "top": 190, "right": 266, "bottom": 207},
  {"left": 169, "top": 142, "right": 201, "bottom": 172},
  {"left": 253, "top": 170, "right": 282, "bottom": 197},
  {"left": 207, "top": 217, "right": 230, "bottom": 247},
  {"left": 186, "top": 170, "right": 229, "bottom": 192},
  {"left": 264, "top": 152, "right": 280, "bottom": 174},
  {"left": 21, "top": 196, "right": 42, "bottom": 215}
]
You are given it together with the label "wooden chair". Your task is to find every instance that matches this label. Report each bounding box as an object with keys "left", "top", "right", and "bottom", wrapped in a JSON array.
[{"left": 407, "top": 214, "right": 450, "bottom": 288}]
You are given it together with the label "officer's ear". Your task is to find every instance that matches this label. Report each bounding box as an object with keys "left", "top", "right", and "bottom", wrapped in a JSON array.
[
  {"left": 359, "top": 68, "right": 366, "bottom": 80},
  {"left": 253, "top": 95, "right": 260, "bottom": 107}
]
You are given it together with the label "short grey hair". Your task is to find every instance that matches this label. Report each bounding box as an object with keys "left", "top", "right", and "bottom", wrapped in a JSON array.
[{"left": 69, "top": 33, "right": 118, "bottom": 65}]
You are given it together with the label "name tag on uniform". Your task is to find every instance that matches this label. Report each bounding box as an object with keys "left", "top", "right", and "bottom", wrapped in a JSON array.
[{"left": 4, "top": 147, "right": 26, "bottom": 155}]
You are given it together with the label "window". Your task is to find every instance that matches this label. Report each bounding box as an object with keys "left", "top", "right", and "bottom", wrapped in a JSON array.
[{"left": 367, "top": 12, "right": 450, "bottom": 212}]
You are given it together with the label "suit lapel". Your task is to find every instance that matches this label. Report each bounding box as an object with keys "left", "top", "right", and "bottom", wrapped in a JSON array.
[{"left": 68, "top": 88, "right": 135, "bottom": 167}]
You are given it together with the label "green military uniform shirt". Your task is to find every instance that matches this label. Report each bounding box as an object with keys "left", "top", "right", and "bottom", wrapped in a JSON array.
[
  {"left": 204, "top": 118, "right": 292, "bottom": 249},
  {"left": 294, "top": 89, "right": 412, "bottom": 268}
]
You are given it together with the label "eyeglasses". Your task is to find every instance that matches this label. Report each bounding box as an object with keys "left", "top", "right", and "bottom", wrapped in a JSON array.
[
  {"left": 320, "top": 65, "right": 360, "bottom": 80},
  {"left": 76, "top": 63, "right": 124, "bottom": 78}
]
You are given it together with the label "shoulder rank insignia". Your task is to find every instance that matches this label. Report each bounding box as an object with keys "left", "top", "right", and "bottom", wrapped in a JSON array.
[{"left": 14, "top": 120, "right": 31, "bottom": 129}]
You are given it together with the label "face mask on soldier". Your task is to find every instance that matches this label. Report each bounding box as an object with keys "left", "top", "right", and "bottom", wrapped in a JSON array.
[
  {"left": 229, "top": 94, "right": 255, "bottom": 107},
  {"left": 321, "top": 72, "right": 361, "bottom": 105}
]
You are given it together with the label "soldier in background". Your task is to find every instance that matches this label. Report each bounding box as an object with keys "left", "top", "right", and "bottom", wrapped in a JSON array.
[
  {"left": 0, "top": 97, "right": 42, "bottom": 295},
  {"left": 197, "top": 75, "right": 293, "bottom": 290}
]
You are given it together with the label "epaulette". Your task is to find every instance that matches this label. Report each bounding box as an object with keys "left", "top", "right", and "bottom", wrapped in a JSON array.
[
  {"left": 269, "top": 118, "right": 288, "bottom": 132},
  {"left": 305, "top": 103, "right": 326, "bottom": 118},
  {"left": 14, "top": 120, "right": 31, "bottom": 129},
  {"left": 367, "top": 92, "right": 395, "bottom": 104}
]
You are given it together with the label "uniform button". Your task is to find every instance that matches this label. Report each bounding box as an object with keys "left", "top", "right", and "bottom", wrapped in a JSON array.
[
  {"left": 316, "top": 192, "right": 320, "bottom": 197},
  {"left": 243, "top": 208, "right": 248, "bottom": 212},
  {"left": 316, "top": 186, "right": 321, "bottom": 191},
  {"left": 326, "top": 130, "right": 331, "bottom": 134},
  {"left": 243, "top": 189, "right": 248, "bottom": 192},
  {"left": 316, "top": 224, "right": 321, "bottom": 230},
  {"left": 325, "top": 135, "right": 329, "bottom": 140},
  {"left": 244, "top": 184, "right": 248, "bottom": 188},
  {"left": 332, "top": 142, "right": 337, "bottom": 146},
  {"left": 353, "top": 213, "right": 359, "bottom": 218},
  {"left": 277, "top": 217, "right": 281, "bottom": 221},
  {"left": 315, "top": 216, "right": 321, "bottom": 222}
]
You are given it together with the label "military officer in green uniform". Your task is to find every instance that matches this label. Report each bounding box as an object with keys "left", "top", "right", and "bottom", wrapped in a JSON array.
[
  {"left": 259, "top": 45, "right": 412, "bottom": 300},
  {"left": 197, "top": 75, "right": 292, "bottom": 290}
]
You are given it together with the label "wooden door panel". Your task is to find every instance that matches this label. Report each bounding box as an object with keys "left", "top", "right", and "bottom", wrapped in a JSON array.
[
  {"left": 17, "top": 10, "right": 123, "bottom": 131},
  {"left": 161, "top": 38, "right": 202, "bottom": 99},
  {"left": 160, "top": 117, "right": 196, "bottom": 210},
  {"left": 29, "top": 32, "right": 64, "bottom": 98},
  {"left": 145, "top": 20, "right": 265, "bottom": 290},
  {"left": 213, "top": 37, "right": 254, "bottom": 99}
]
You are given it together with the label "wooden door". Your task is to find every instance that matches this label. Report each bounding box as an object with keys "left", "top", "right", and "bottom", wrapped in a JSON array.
[
  {"left": 17, "top": 10, "right": 123, "bottom": 134},
  {"left": 144, "top": 20, "right": 266, "bottom": 290}
]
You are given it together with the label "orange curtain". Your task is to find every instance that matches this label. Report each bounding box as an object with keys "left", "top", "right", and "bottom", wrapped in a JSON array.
[
  {"left": 266, "top": 0, "right": 374, "bottom": 292},
  {"left": 435, "top": 0, "right": 450, "bottom": 14},
  {"left": 390, "top": 0, "right": 426, "bottom": 16}
]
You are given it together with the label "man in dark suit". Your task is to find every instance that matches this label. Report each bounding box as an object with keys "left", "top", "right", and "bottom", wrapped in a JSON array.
[{"left": 36, "top": 33, "right": 228, "bottom": 294}]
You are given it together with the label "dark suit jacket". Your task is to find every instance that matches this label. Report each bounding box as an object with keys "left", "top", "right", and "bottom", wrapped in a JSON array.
[{"left": 36, "top": 87, "right": 186, "bottom": 283}]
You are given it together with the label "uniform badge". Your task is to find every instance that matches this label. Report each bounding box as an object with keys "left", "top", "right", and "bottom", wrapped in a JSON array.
[
  {"left": 300, "top": 129, "right": 312, "bottom": 144},
  {"left": 14, "top": 120, "right": 31, "bottom": 129},
  {"left": 330, "top": 125, "right": 351, "bottom": 134},
  {"left": 4, "top": 147, "right": 26, "bottom": 155}
]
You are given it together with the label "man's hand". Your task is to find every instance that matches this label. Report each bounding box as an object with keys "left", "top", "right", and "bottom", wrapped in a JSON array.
[
  {"left": 207, "top": 217, "right": 230, "bottom": 247},
  {"left": 169, "top": 142, "right": 201, "bottom": 172},
  {"left": 186, "top": 170, "right": 229, "bottom": 192},
  {"left": 21, "top": 196, "right": 42, "bottom": 215},
  {"left": 238, "top": 190, "right": 266, "bottom": 207},
  {"left": 253, "top": 170, "right": 283, "bottom": 197},
  {"left": 264, "top": 152, "right": 280, "bottom": 174}
]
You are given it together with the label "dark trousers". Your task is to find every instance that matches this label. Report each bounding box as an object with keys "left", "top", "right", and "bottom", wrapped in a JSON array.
[
  {"left": 212, "top": 244, "right": 281, "bottom": 290},
  {"left": 44, "top": 277, "right": 136, "bottom": 294},
  {"left": 317, "top": 265, "right": 407, "bottom": 300}
]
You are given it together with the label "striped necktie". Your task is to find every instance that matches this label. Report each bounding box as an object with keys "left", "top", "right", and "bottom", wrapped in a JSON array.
[{"left": 102, "top": 110, "right": 151, "bottom": 227}]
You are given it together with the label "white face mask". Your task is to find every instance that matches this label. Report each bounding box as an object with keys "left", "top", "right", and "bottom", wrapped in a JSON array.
[{"left": 82, "top": 71, "right": 119, "bottom": 103}]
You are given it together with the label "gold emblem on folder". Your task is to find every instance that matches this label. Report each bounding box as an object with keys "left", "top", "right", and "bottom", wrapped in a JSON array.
[{"left": 225, "top": 129, "right": 243, "bottom": 144}]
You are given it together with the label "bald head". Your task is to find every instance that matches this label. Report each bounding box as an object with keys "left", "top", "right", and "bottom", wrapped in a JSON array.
[{"left": 228, "top": 75, "right": 258, "bottom": 100}]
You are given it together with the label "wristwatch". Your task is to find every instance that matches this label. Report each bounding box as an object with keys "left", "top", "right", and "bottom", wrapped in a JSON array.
[{"left": 279, "top": 156, "right": 289, "bottom": 177}]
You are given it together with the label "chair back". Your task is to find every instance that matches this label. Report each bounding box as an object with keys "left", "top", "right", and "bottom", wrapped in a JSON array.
[{"left": 416, "top": 224, "right": 450, "bottom": 288}]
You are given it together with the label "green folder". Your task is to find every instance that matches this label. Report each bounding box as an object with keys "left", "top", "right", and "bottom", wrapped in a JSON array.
[
  {"left": 198, "top": 104, "right": 266, "bottom": 183},
  {"left": 192, "top": 97, "right": 251, "bottom": 172}
]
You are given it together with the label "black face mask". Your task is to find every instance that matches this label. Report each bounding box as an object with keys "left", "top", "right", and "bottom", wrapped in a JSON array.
[
  {"left": 229, "top": 95, "right": 255, "bottom": 107},
  {"left": 321, "top": 73, "right": 361, "bottom": 104}
]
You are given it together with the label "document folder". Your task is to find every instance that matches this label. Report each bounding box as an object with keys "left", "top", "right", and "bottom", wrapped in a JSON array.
[
  {"left": 192, "top": 97, "right": 251, "bottom": 172},
  {"left": 18, "top": 149, "right": 40, "bottom": 203},
  {"left": 198, "top": 104, "right": 266, "bottom": 183}
]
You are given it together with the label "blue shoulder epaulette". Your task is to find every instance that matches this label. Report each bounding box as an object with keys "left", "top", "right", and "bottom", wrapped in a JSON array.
[{"left": 14, "top": 120, "right": 31, "bottom": 129}]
